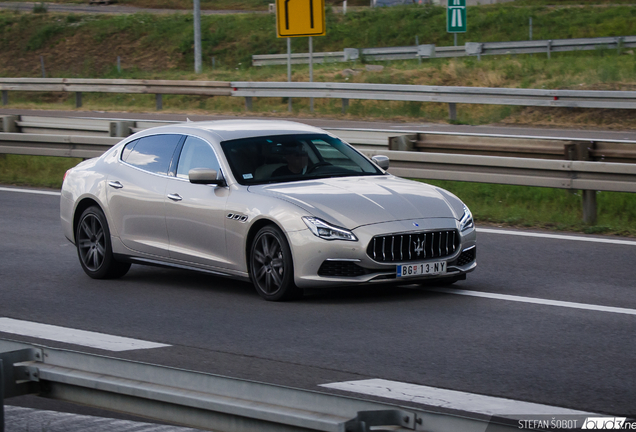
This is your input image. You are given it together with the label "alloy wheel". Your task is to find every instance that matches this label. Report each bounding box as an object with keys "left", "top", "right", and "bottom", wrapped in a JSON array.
[
  {"left": 78, "top": 213, "right": 106, "bottom": 271},
  {"left": 252, "top": 232, "right": 286, "bottom": 295}
]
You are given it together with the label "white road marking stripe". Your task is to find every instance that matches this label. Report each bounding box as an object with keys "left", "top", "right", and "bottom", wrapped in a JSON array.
[
  {"left": 0, "top": 187, "right": 61, "bottom": 196},
  {"left": 429, "top": 288, "right": 636, "bottom": 316},
  {"left": 320, "top": 379, "right": 596, "bottom": 416},
  {"left": 478, "top": 227, "right": 636, "bottom": 246},
  {"left": 0, "top": 318, "right": 170, "bottom": 351}
]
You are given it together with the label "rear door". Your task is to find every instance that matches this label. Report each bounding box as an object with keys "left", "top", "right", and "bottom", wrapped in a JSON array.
[{"left": 106, "top": 134, "right": 183, "bottom": 257}]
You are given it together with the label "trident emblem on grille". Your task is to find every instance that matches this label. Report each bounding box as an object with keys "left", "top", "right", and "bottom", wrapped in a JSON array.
[{"left": 413, "top": 238, "right": 424, "bottom": 257}]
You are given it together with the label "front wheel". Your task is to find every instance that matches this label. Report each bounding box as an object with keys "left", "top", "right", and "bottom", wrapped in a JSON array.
[
  {"left": 76, "top": 206, "right": 130, "bottom": 279},
  {"left": 250, "top": 225, "right": 300, "bottom": 301}
]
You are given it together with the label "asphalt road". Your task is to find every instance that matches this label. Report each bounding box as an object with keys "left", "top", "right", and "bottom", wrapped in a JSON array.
[{"left": 1, "top": 187, "right": 635, "bottom": 421}]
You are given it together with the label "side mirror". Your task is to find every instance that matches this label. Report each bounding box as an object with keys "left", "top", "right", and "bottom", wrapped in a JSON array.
[
  {"left": 189, "top": 168, "right": 226, "bottom": 186},
  {"left": 372, "top": 155, "right": 390, "bottom": 170}
]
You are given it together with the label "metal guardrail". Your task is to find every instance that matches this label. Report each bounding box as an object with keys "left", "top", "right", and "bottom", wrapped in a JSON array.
[
  {"left": 251, "top": 36, "right": 636, "bottom": 65},
  {"left": 231, "top": 80, "right": 636, "bottom": 121},
  {"left": 0, "top": 78, "right": 231, "bottom": 96},
  {"left": 361, "top": 149, "right": 636, "bottom": 194},
  {"left": 0, "top": 132, "right": 119, "bottom": 159},
  {"left": 0, "top": 78, "right": 232, "bottom": 111},
  {"left": 3, "top": 115, "right": 636, "bottom": 163},
  {"left": 3, "top": 77, "right": 636, "bottom": 120},
  {"left": 0, "top": 339, "right": 519, "bottom": 432},
  {"left": 231, "top": 81, "right": 636, "bottom": 110},
  {"left": 467, "top": 36, "right": 636, "bottom": 60}
]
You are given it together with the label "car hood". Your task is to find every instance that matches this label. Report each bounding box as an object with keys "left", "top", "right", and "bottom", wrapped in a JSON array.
[{"left": 248, "top": 176, "right": 459, "bottom": 229}]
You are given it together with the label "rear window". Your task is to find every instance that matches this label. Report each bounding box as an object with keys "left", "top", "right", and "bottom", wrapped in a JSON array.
[{"left": 121, "top": 134, "right": 182, "bottom": 176}]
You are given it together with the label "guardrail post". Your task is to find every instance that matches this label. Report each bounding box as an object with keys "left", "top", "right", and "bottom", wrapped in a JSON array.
[
  {"left": 1, "top": 91, "right": 7, "bottom": 106},
  {"left": 245, "top": 96, "right": 253, "bottom": 111},
  {"left": 582, "top": 190, "right": 597, "bottom": 225},
  {"left": 1, "top": 116, "right": 19, "bottom": 133},
  {"left": 1, "top": 359, "right": 4, "bottom": 432},
  {"left": 342, "top": 98, "right": 349, "bottom": 114},
  {"left": 389, "top": 135, "right": 416, "bottom": 151},
  {"left": 547, "top": 40, "right": 552, "bottom": 59},
  {"left": 75, "top": 92, "right": 82, "bottom": 108},
  {"left": 156, "top": 94, "right": 163, "bottom": 110},
  {"left": 465, "top": 43, "right": 483, "bottom": 61},
  {"left": 566, "top": 142, "right": 597, "bottom": 224},
  {"left": 109, "top": 121, "right": 134, "bottom": 137},
  {"left": 448, "top": 103, "right": 457, "bottom": 121},
  {"left": 344, "top": 48, "right": 359, "bottom": 62}
]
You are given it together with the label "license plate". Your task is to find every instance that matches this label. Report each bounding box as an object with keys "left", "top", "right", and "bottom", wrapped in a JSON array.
[{"left": 397, "top": 261, "right": 446, "bottom": 278}]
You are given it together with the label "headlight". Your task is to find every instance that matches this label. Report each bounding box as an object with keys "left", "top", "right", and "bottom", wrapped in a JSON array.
[
  {"left": 460, "top": 206, "right": 474, "bottom": 232},
  {"left": 302, "top": 217, "right": 358, "bottom": 241}
]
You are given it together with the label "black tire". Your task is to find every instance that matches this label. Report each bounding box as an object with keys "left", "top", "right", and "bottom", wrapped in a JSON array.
[
  {"left": 249, "top": 225, "right": 301, "bottom": 301},
  {"left": 76, "top": 206, "right": 131, "bottom": 279}
]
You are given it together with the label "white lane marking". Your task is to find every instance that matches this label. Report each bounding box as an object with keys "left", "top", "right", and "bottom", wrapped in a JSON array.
[
  {"left": 320, "top": 379, "right": 596, "bottom": 416},
  {"left": 0, "top": 318, "right": 170, "bottom": 352},
  {"left": 0, "top": 187, "right": 61, "bottom": 196},
  {"left": 478, "top": 227, "right": 636, "bottom": 246},
  {"left": 429, "top": 288, "right": 636, "bottom": 316}
]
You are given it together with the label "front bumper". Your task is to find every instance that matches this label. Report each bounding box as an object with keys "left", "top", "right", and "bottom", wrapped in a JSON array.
[{"left": 288, "top": 217, "right": 477, "bottom": 288}]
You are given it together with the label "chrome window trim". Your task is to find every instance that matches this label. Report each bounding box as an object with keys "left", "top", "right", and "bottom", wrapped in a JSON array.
[{"left": 117, "top": 132, "right": 227, "bottom": 182}]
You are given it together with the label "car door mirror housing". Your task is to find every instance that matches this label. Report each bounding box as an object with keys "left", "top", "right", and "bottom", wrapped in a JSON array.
[
  {"left": 188, "top": 168, "right": 226, "bottom": 186},
  {"left": 372, "top": 155, "right": 390, "bottom": 170}
]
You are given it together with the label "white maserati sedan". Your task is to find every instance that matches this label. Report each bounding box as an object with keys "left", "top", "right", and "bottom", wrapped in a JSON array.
[{"left": 61, "top": 120, "right": 476, "bottom": 301}]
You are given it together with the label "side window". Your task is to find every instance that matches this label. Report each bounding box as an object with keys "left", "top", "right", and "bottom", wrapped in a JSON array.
[
  {"left": 123, "top": 134, "right": 181, "bottom": 176},
  {"left": 176, "top": 136, "right": 220, "bottom": 180},
  {"left": 121, "top": 139, "right": 138, "bottom": 162}
]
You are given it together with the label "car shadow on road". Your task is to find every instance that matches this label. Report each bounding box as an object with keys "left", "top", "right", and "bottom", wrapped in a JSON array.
[
  {"left": 119, "top": 266, "right": 257, "bottom": 297},
  {"left": 300, "top": 282, "right": 451, "bottom": 305},
  {"left": 118, "top": 265, "right": 455, "bottom": 304}
]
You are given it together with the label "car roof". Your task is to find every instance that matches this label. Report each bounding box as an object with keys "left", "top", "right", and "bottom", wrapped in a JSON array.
[{"left": 135, "top": 119, "right": 327, "bottom": 142}]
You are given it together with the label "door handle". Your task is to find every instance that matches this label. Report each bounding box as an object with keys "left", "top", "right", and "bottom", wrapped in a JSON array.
[
  {"left": 167, "top": 193, "right": 183, "bottom": 202},
  {"left": 108, "top": 181, "right": 123, "bottom": 189}
]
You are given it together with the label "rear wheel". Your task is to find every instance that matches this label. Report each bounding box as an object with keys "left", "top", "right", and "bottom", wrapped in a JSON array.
[
  {"left": 76, "top": 206, "right": 130, "bottom": 279},
  {"left": 250, "top": 225, "right": 300, "bottom": 301}
]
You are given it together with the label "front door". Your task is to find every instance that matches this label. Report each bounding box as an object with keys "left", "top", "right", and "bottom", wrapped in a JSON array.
[{"left": 165, "top": 135, "right": 230, "bottom": 268}]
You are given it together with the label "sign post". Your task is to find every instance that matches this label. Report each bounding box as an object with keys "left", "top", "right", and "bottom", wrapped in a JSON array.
[{"left": 276, "top": 0, "right": 326, "bottom": 112}]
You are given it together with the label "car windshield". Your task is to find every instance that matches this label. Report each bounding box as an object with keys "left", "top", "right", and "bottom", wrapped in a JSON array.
[{"left": 221, "top": 133, "right": 384, "bottom": 185}]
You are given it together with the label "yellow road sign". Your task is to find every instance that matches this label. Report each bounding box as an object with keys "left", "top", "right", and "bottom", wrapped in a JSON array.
[{"left": 276, "top": 0, "right": 326, "bottom": 38}]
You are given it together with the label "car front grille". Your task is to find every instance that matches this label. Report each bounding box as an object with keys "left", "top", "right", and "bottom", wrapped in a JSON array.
[
  {"left": 318, "top": 261, "right": 368, "bottom": 277},
  {"left": 367, "top": 230, "right": 460, "bottom": 263},
  {"left": 455, "top": 246, "right": 476, "bottom": 266}
]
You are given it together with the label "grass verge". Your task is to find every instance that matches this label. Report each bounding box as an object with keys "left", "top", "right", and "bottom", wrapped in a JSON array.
[{"left": 0, "top": 154, "right": 81, "bottom": 188}]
